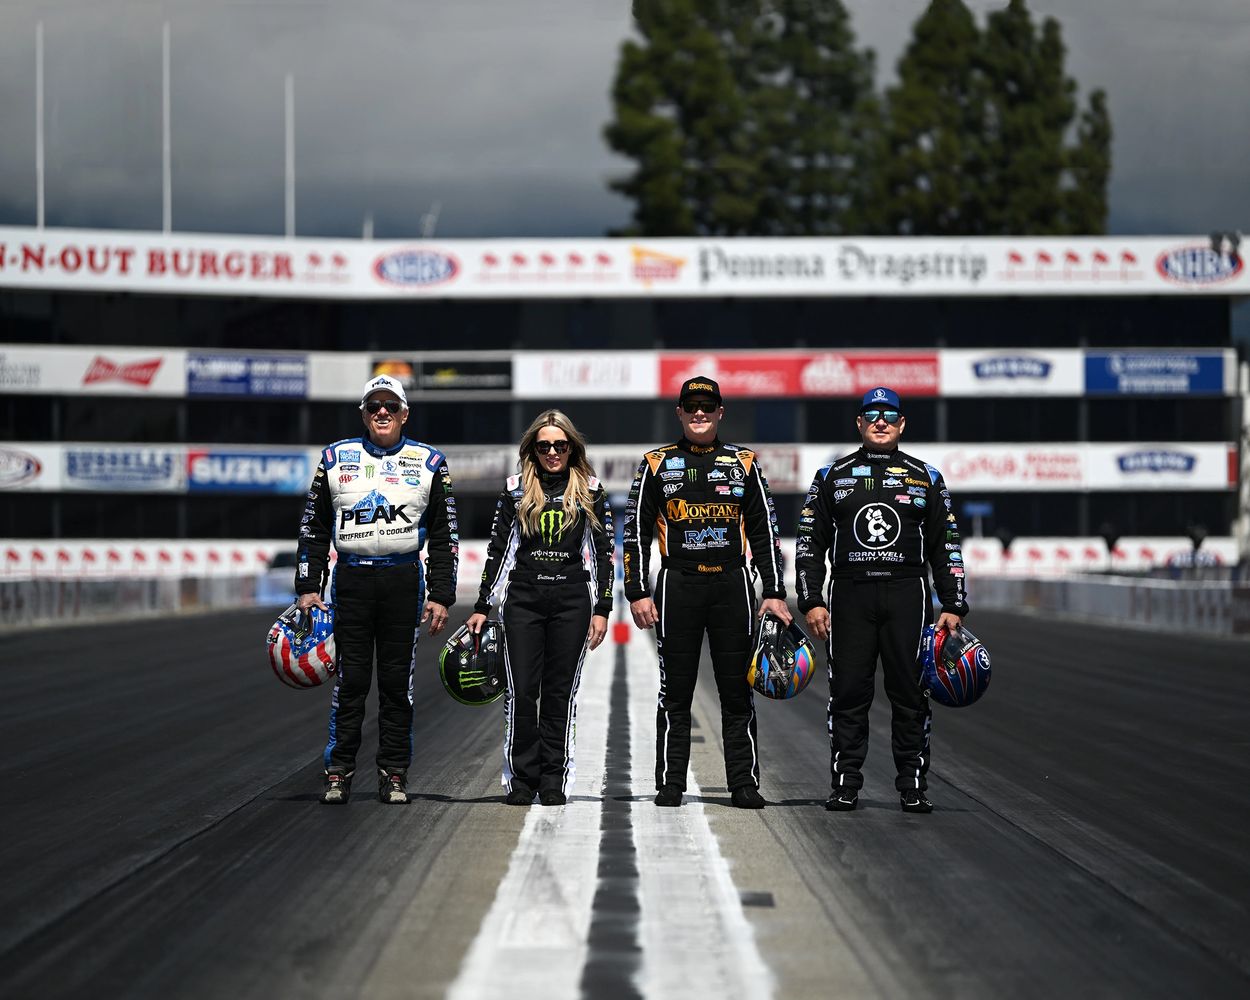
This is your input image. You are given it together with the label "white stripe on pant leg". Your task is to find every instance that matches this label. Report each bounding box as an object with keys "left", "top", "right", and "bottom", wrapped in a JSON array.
[
  {"left": 657, "top": 567, "right": 671, "bottom": 787},
  {"left": 741, "top": 568, "right": 759, "bottom": 786},
  {"left": 912, "top": 578, "right": 928, "bottom": 789},
  {"left": 558, "top": 586, "right": 594, "bottom": 796},
  {"left": 500, "top": 604, "right": 518, "bottom": 791}
]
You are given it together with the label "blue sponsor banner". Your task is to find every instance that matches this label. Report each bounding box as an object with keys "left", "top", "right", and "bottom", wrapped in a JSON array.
[
  {"left": 187, "top": 353, "right": 308, "bottom": 398},
  {"left": 64, "top": 447, "right": 182, "bottom": 491},
  {"left": 1084, "top": 352, "right": 1224, "bottom": 395},
  {"left": 187, "top": 450, "right": 310, "bottom": 494}
]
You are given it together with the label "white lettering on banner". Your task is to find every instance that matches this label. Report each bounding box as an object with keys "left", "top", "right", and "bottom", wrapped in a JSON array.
[{"left": 190, "top": 455, "right": 304, "bottom": 485}]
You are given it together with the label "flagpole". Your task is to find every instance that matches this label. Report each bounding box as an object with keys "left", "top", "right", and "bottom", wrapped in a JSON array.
[
  {"left": 285, "top": 73, "right": 295, "bottom": 238},
  {"left": 162, "top": 21, "right": 171, "bottom": 233},
  {"left": 36, "top": 21, "right": 45, "bottom": 229}
]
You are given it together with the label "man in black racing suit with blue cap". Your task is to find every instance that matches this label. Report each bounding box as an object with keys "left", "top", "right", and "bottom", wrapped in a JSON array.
[
  {"left": 296, "top": 374, "right": 458, "bottom": 805},
  {"left": 795, "top": 386, "right": 968, "bottom": 815}
]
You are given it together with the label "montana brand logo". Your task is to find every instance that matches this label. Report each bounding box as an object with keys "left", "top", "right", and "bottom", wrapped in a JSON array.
[{"left": 82, "top": 356, "right": 163, "bottom": 387}]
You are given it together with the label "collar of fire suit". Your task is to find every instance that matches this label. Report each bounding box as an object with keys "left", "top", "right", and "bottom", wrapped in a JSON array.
[
  {"left": 361, "top": 435, "right": 409, "bottom": 458},
  {"left": 859, "top": 447, "right": 899, "bottom": 463},
  {"left": 539, "top": 470, "right": 570, "bottom": 492},
  {"left": 678, "top": 436, "right": 720, "bottom": 455}
]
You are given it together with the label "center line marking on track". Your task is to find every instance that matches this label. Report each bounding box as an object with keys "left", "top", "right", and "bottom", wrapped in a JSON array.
[
  {"left": 446, "top": 637, "right": 613, "bottom": 1000},
  {"left": 627, "top": 633, "right": 774, "bottom": 1000}
]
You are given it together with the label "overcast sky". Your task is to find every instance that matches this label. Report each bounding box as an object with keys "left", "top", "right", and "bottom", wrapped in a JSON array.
[{"left": 0, "top": 0, "right": 1246, "bottom": 239}]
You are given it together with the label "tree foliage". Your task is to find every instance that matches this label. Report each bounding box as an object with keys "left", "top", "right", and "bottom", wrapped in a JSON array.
[{"left": 605, "top": 0, "right": 1112, "bottom": 236}]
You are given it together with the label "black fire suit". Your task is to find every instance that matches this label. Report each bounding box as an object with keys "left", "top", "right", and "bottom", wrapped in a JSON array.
[
  {"left": 296, "top": 435, "right": 458, "bottom": 775},
  {"left": 795, "top": 446, "right": 968, "bottom": 793},
  {"left": 476, "top": 470, "right": 614, "bottom": 796},
  {"left": 623, "top": 438, "right": 785, "bottom": 793}
]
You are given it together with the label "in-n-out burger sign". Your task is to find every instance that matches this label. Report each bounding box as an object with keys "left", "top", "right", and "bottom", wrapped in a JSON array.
[{"left": 0, "top": 240, "right": 296, "bottom": 281}]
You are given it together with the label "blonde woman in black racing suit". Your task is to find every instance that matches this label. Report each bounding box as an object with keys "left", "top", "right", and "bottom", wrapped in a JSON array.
[{"left": 467, "top": 410, "right": 614, "bottom": 807}]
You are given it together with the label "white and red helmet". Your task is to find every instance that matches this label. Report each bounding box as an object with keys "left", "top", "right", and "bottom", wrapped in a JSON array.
[{"left": 267, "top": 602, "right": 337, "bottom": 688}]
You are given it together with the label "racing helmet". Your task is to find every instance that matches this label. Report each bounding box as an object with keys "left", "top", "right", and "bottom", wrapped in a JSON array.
[
  {"left": 746, "top": 613, "right": 818, "bottom": 700},
  {"left": 440, "top": 621, "right": 506, "bottom": 706},
  {"left": 920, "top": 623, "right": 991, "bottom": 707},
  {"left": 267, "top": 601, "right": 337, "bottom": 689}
]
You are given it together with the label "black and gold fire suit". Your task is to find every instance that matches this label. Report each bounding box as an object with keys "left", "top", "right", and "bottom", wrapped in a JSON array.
[
  {"left": 795, "top": 446, "right": 969, "bottom": 793},
  {"left": 623, "top": 437, "right": 785, "bottom": 793},
  {"left": 475, "top": 470, "right": 614, "bottom": 796}
]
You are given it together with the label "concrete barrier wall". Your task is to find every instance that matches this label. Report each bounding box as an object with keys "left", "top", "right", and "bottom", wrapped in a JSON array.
[
  {"left": 0, "top": 576, "right": 260, "bottom": 630},
  {"left": 973, "top": 575, "right": 1250, "bottom": 638}
]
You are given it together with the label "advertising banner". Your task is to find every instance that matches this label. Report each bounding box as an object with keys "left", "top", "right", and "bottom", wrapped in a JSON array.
[
  {"left": 62, "top": 446, "right": 184, "bottom": 492},
  {"left": 2, "top": 227, "right": 1246, "bottom": 299},
  {"left": 308, "top": 352, "right": 373, "bottom": 401},
  {"left": 369, "top": 356, "right": 513, "bottom": 395},
  {"left": 513, "top": 352, "right": 658, "bottom": 399},
  {"left": 1087, "top": 443, "right": 1236, "bottom": 490},
  {"left": 0, "top": 444, "right": 58, "bottom": 491},
  {"left": 659, "top": 351, "right": 940, "bottom": 399},
  {"left": 0, "top": 345, "right": 186, "bottom": 396},
  {"left": 941, "top": 349, "right": 1084, "bottom": 396},
  {"left": 186, "top": 449, "right": 314, "bottom": 494},
  {"left": 1084, "top": 351, "right": 1231, "bottom": 395},
  {"left": 187, "top": 353, "right": 308, "bottom": 398}
]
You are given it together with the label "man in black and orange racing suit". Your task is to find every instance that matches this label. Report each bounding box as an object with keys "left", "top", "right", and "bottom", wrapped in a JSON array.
[
  {"left": 794, "top": 386, "right": 968, "bottom": 815},
  {"left": 623, "top": 376, "right": 790, "bottom": 810}
]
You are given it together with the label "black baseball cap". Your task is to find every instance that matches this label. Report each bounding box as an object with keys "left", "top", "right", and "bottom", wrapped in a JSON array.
[{"left": 678, "top": 376, "right": 722, "bottom": 405}]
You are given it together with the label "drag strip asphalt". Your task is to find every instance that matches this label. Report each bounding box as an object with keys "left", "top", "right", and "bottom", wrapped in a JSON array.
[{"left": 1, "top": 607, "right": 1247, "bottom": 999}]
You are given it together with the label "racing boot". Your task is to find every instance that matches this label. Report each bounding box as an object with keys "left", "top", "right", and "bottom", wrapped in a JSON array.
[
  {"left": 654, "top": 784, "right": 683, "bottom": 807},
  {"left": 824, "top": 786, "right": 858, "bottom": 812},
  {"left": 378, "top": 768, "right": 409, "bottom": 805},
  {"left": 900, "top": 789, "right": 933, "bottom": 814},
  {"left": 322, "top": 769, "right": 353, "bottom": 805},
  {"left": 731, "top": 786, "right": 766, "bottom": 809}
]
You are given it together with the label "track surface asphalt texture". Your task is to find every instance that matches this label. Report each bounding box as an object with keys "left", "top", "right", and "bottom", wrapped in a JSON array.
[{"left": 2, "top": 606, "right": 1248, "bottom": 999}]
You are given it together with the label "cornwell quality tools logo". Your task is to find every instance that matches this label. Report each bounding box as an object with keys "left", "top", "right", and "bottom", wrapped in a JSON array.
[{"left": 540, "top": 509, "right": 567, "bottom": 546}]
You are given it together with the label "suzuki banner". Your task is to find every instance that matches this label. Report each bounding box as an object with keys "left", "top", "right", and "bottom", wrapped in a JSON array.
[{"left": 1, "top": 227, "right": 1245, "bottom": 299}]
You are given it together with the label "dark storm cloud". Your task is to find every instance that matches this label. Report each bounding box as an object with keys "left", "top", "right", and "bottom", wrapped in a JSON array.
[{"left": 0, "top": 0, "right": 1245, "bottom": 237}]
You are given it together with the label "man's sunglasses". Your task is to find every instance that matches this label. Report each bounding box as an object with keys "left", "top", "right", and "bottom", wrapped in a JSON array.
[
  {"left": 861, "top": 408, "right": 902, "bottom": 425},
  {"left": 535, "top": 440, "right": 570, "bottom": 455},
  {"left": 682, "top": 400, "right": 719, "bottom": 414},
  {"left": 364, "top": 399, "right": 403, "bottom": 415}
]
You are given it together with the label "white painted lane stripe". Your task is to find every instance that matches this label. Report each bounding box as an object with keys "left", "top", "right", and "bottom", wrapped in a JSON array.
[
  {"left": 626, "top": 634, "right": 774, "bottom": 1000},
  {"left": 446, "top": 636, "right": 613, "bottom": 1000}
]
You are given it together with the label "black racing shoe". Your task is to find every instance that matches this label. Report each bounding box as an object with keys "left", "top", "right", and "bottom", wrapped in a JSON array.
[
  {"left": 900, "top": 789, "right": 934, "bottom": 814},
  {"left": 322, "top": 769, "right": 353, "bottom": 805},
  {"left": 539, "top": 789, "right": 567, "bottom": 806},
  {"left": 824, "top": 786, "right": 859, "bottom": 812},
  {"left": 730, "top": 786, "right": 766, "bottom": 810},
  {"left": 379, "top": 768, "right": 409, "bottom": 804},
  {"left": 505, "top": 787, "right": 535, "bottom": 806},
  {"left": 654, "top": 784, "right": 683, "bottom": 807}
]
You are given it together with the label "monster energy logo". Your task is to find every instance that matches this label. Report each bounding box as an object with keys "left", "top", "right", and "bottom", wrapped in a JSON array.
[
  {"left": 540, "top": 509, "right": 567, "bottom": 546},
  {"left": 459, "top": 669, "right": 489, "bottom": 686},
  {"left": 686, "top": 468, "right": 698, "bottom": 482}
]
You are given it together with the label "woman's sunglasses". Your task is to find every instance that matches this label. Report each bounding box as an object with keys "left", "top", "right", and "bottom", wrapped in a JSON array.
[
  {"left": 364, "top": 399, "right": 403, "bottom": 415},
  {"left": 861, "top": 409, "right": 901, "bottom": 425},
  {"left": 535, "top": 440, "right": 570, "bottom": 455}
]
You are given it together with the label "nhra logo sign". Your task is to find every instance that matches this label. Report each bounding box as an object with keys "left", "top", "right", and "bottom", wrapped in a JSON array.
[
  {"left": 1116, "top": 450, "right": 1196, "bottom": 474},
  {"left": 972, "top": 356, "right": 1052, "bottom": 380},
  {"left": 373, "top": 249, "right": 459, "bottom": 287},
  {"left": 187, "top": 451, "right": 310, "bottom": 494},
  {"left": 1155, "top": 245, "right": 1243, "bottom": 285}
]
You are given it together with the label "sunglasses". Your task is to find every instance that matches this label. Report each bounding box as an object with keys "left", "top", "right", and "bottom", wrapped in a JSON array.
[
  {"left": 682, "top": 400, "right": 719, "bottom": 414},
  {"left": 364, "top": 399, "right": 403, "bottom": 415},
  {"left": 861, "top": 409, "right": 902, "bottom": 425},
  {"left": 535, "top": 440, "right": 570, "bottom": 455}
]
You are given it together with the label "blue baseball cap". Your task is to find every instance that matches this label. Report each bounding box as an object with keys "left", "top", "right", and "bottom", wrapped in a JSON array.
[{"left": 861, "top": 386, "right": 901, "bottom": 411}]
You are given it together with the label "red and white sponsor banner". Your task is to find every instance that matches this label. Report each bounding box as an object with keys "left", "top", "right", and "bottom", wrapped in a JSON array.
[
  {"left": 0, "top": 345, "right": 185, "bottom": 396},
  {"left": 1, "top": 227, "right": 1245, "bottom": 299},
  {"left": 796, "top": 442, "right": 1236, "bottom": 491},
  {"left": 513, "top": 351, "right": 658, "bottom": 399},
  {"left": 957, "top": 536, "right": 1241, "bottom": 576},
  {"left": 660, "top": 351, "right": 940, "bottom": 398},
  {"left": 940, "top": 349, "right": 1084, "bottom": 396}
]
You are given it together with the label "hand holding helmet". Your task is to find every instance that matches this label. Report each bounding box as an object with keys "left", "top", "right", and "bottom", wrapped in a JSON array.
[
  {"left": 919, "top": 623, "right": 991, "bottom": 707},
  {"left": 267, "top": 601, "right": 337, "bottom": 689},
  {"left": 747, "top": 612, "right": 818, "bottom": 700}
]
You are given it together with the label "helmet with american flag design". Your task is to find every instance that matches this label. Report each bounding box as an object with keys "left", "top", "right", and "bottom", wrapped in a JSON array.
[{"left": 267, "top": 602, "right": 337, "bottom": 688}]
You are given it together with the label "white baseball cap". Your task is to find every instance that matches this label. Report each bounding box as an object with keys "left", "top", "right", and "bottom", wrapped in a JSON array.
[{"left": 359, "top": 374, "right": 408, "bottom": 409}]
